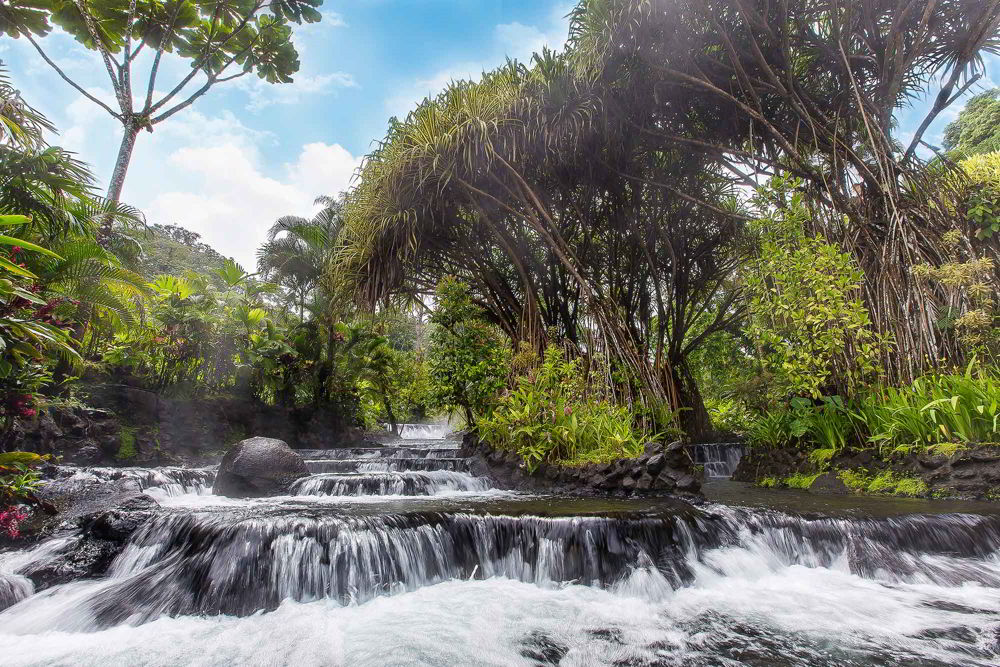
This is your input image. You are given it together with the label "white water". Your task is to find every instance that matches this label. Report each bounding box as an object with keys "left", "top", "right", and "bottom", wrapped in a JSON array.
[
  {"left": 3, "top": 441, "right": 999, "bottom": 665},
  {"left": 2, "top": 538, "right": 998, "bottom": 666},
  {"left": 391, "top": 423, "right": 450, "bottom": 440}
]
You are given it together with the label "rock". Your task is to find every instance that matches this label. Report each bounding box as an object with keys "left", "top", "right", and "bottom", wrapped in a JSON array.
[
  {"left": 674, "top": 474, "right": 700, "bottom": 493},
  {"left": 66, "top": 444, "right": 103, "bottom": 465},
  {"left": 663, "top": 441, "right": 688, "bottom": 469},
  {"left": 918, "top": 455, "right": 948, "bottom": 469},
  {"left": 621, "top": 476, "right": 636, "bottom": 491},
  {"left": 643, "top": 441, "right": 664, "bottom": 456},
  {"left": 809, "top": 472, "right": 849, "bottom": 495},
  {"left": 635, "top": 471, "right": 654, "bottom": 490},
  {"left": 645, "top": 453, "right": 666, "bottom": 476},
  {"left": 88, "top": 493, "right": 159, "bottom": 542},
  {"left": 213, "top": 436, "right": 309, "bottom": 498}
]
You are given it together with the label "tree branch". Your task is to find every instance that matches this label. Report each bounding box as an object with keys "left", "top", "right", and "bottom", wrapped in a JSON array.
[{"left": 25, "top": 35, "right": 122, "bottom": 121}]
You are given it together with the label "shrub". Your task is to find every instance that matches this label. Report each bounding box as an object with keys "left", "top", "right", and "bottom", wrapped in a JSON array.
[
  {"left": 478, "top": 345, "right": 651, "bottom": 470},
  {"left": 745, "top": 176, "right": 885, "bottom": 399},
  {"left": 428, "top": 277, "right": 511, "bottom": 423}
]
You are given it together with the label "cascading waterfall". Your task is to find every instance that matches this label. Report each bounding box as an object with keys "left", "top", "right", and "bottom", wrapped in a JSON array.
[
  {"left": 389, "top": 423, "right": 450, "bottom": 440},
  {"left": 54, "top": 466, "right": 216, "bottom": 498},
  {"left": 2, "top": 439, "right": 1000, "bottom": 666},
  {"left": 291, "top": 471, "right": 489, "bottom": 496},
  {"left": 692, "top": 443, "right": 745, "bottom": 478}
]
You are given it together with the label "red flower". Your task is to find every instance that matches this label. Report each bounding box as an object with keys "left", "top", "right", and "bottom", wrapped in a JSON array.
[
  {"left": 10, "top": 246, "right": 21, "bottom": 255},
  {"left": 0, "top": 507, "right": 28, "bottom": 539}
]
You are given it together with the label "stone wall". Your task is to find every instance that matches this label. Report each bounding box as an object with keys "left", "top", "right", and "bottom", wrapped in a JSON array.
[
  {"left": 733, "top": 444, "right": 1000, "bottom": 500},
  {"left": 460, "top": 434, "right": 703, "bottom": 498}
]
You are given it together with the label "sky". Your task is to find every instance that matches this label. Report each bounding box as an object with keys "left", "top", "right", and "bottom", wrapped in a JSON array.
[{"left": 2, "top": 1, "right": 998, "bottom": 269}]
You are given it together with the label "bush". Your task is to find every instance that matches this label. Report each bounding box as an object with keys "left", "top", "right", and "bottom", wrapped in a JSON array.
[
  {"left": 478, "top": 345, "right": 651, "bottom": 470},
  {"left": 745, "top": 176, "right": 885, "bottom": 399}
]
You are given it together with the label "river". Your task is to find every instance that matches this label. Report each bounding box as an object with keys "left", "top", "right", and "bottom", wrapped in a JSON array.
[{"left": 1, "top": 433, "right": 998, "bottom": 666}]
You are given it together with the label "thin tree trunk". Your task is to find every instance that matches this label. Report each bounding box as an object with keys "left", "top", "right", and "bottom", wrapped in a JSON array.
[{"left": 106, "top": 122, "right": 140, "bottom": 207}]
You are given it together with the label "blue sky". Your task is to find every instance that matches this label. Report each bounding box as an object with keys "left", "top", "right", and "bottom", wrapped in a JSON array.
[{"left": 2, "top": 1, "right": 997, "bottom": 268}]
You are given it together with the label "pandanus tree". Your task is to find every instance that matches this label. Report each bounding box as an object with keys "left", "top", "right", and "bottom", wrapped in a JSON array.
[
  {"left": 568, "top": 0, "right": 1000, "bottom": 383},
  {"left": 337, "top": 52, "right": 748, "bottom": 436},
  {"left": 1, "top": 0, "right": 324, "bottom": 214}
]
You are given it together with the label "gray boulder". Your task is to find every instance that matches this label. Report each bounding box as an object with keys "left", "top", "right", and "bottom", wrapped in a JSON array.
[{"left": 213, "top": 436, "right": 309, "bottom": 498}]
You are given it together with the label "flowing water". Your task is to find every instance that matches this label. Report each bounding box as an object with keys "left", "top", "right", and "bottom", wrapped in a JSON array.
[
  {"left": 2, "top": 439, "right": 999, "bottom": 666},
  {"left": 692, "top": 443, "right": 745, "bottom": 478}
]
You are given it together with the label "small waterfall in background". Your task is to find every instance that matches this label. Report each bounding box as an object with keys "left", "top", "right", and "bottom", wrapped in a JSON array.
[
  {"left": 388, "top": 423, "right": 451, "bottom": 440},
  {"left": 692, "top": 443, "right": 745, "bottom": 478}
]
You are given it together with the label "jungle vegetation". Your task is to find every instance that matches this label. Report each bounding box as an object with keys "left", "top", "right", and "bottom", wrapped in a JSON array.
[{"left": 1, "top": 0, "right": 1000, "bottom": 485}]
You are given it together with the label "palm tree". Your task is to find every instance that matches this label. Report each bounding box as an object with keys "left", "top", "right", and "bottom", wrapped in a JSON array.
[{"left": 257, "top": 195, "right": 343, "bottom": 320}]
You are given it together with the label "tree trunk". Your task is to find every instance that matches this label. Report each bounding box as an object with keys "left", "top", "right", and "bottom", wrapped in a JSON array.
[
  {"left": 672, "top": 360, "right": 711, "bottom": 441},
  {"left": 105, "top": 122, "right": 140, "bottom": 208},
  {"left": 381, "top": 388, "right": 399, "bottom": 436}
]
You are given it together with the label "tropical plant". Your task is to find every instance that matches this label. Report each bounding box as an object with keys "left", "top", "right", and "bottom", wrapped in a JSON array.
[
  {"left": 745, "top": 176, "right": 886, "bottom": 399},
  {"left": 944, "top": 89, "right": 1000, "bottom": 156},
  {"left": 478, "top": 344, "right": 652, "bottom": 470}
]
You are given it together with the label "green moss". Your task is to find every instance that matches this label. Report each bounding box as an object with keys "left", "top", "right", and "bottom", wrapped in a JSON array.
[
  {"left": 925, "top": 442, "right": 967, "bottom": 458},
  {"left": 838, "top": 468, "right": 927, "bottom": 497},
  {"left": 784, "top": 472, "right": 822, "bottom": 489},
  {"left": 116, "top": 427, "right": 138, "bottom": 461},
  {"left": 757, "top": 476, "right": 779, "bottom": 488},
  {"left": 807, "top": 447, "right": 836, "bottom": 469},
  {"left": 838, "top": 468, "right": 869, "bottom": 493},
  {"left": 866, "top": 470, "right": 898, "bottom": 494},
  {"left": 893, "top": 477, "right": 929, "bottom": 497}
]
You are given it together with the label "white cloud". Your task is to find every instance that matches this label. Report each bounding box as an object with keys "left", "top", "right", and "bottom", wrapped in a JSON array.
[
  {"left": 143, "top": 128, "right": 360, "bottom": 269},
  {"left": 236, "top": 71, "right": 357, "bottom": 112}
]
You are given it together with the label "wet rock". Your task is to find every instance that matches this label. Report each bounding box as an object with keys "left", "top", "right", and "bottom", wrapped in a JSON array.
[
  {"left": 809, "top": 472, "right": 849, "bottom": 495},
  {"left": 645, "top": 453, "right": 666, "bottom": 476},
  {"left": 674, "top": 474, "right": 699, "bottom": 493},
  {"left": 88, "top": 493, "right": 159, "bottom": 542},
  {"left": 520, "top": 631, "right": 568, "bottom": 665},
  {"left": 664, "top": 441, "right": 689, "bottom": 469},
  {"left": 636, "top": 471, "right": 654, "bottom": 490},
  {"left": 0, "top": 573, "right": 32, "bottom": 612},
  {"left": 213, "top": 436, "right": 309, "bottom": 498},
  {"left": 66, "top": 443, "right": 104, "bottom": 465}
]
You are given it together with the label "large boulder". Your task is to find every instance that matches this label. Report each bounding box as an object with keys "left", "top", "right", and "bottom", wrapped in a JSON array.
[{"left": 213, "top": 436, "right": 309, "bottom": 498}]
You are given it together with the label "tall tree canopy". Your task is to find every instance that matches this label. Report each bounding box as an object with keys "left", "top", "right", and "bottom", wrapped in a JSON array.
[
  {"left": 944, "top": 89, "right": 1000, "bottom": 155},
  {"left": 337, "top": 0, "right": 1000, "bottom": 437}
]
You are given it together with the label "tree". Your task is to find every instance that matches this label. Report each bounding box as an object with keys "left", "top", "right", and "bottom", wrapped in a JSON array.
[
  {"left": 258, "top": 195, "right": 341, "bottom": 319},
  {"left": 943, "top": 89, "right": 1000, "bottom": 156},
  {"left": 2, "top": 0, "right": 324, "bottom": 215}
]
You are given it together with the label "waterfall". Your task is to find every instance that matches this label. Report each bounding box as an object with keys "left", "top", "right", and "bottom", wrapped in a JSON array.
[
  {"left": 3, "top": 506, "right": 999, "bottom": 634},
  {"left": 692, "top": 443, "right": 745, "bottom": 478},
  {"left": 291, "top": 471, "right": 490, "bottom": 496},
  {"left": 388, "top": 423, "right": 450, "bottom": 440},
  {"left": 2, "top": 441, "right": 999, "bottom": 666}
]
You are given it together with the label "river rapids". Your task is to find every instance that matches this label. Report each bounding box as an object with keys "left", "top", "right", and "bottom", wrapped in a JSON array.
[{"left": 1, "top": 434, "right": 998, "bottom": 666}]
